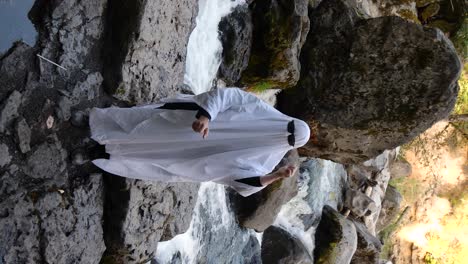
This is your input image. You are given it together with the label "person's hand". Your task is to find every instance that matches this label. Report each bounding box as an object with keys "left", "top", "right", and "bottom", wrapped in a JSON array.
[
  {"left": 277, "top": 164, "right": 298, "bottom": 179},
  {"left": 192, "top": 116, "right": 210, "bottom": 139}
]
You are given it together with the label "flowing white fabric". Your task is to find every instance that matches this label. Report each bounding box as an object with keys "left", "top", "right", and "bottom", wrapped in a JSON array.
[{"left": 90, "top": 88, "right": 310, "bottom": 196}]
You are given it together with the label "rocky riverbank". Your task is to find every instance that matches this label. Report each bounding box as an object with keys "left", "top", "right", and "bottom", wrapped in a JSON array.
[{"left": 0, "top": 0, "right": 462, "bottom": 263}]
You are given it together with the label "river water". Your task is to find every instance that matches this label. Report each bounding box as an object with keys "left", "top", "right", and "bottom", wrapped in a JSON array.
[
  {"left": 155, "top": 0, "right": 347, "bottom": 263},
  {"left": 0, "top": 0, "right": 36, "bottom": 53}
]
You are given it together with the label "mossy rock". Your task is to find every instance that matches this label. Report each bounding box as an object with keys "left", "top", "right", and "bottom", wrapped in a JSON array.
[{"left": 314, "top": 205, "right": 357, "bottom": 264}]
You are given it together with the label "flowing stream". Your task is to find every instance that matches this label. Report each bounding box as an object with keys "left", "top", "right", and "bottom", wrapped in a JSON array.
[{"left": 155, "top": 0, "right": 347, "bottom": 263}]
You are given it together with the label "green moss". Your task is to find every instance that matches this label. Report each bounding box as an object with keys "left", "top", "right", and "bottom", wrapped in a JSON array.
[
  {"left": 397, "top": 9, "right": 421, "bottom": 24},
  {"left": 114, "top": 83, "right": 126, "bottom": 96},
  {"left": 421, "top": 3, "right": 441, "bottom": 22},
  {"left": 416, "top": 0, "right": 439, "bottom": 8},
  {"left": 427, "top": 19, "right": 457, "bottom": 33}
]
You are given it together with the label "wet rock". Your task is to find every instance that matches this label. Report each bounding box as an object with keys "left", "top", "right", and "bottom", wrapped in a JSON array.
[
  {"left": 261, "top": 226, "right": 313, "bottom": 264},
  {"left": 218, "top": 4, "right": 253, "bottom": 86},
  {"left": 240, "top": 0, "right": 310, "bottom": 88},
  {"left": 278, "top": 0, "right": 461, "bottom": 164},
  {"left": 103, "top": 177, "right": 199, "bottom": 263},
  {"left": 375, "top": 186, "right": 402, "bottom": 232},
  {"left": 389, "top": 160, "right": 412, "bottom": 178},
  {"left": 228, "top": 150, "right": 300, "bottom": 232},
  {"left": 0, "top": 143, "right": 11, "bottom": 167},
  {"left": 103, "top": 0, "right": 198, "bottom": 104},
  {"left": 0, "top": 90, "right": 22, "bottom": 133},
  {"left": 241, "top": 234, "right": 262, "bottom": 264},
  {"left": 16, "top": 118, "right": 31, "bottom": 153},
  {"left": 351, "top": 221, "right": 383, "bottom": 264},
  {"left": 314, "top": 205, "right": 357, "bottom": 264}
]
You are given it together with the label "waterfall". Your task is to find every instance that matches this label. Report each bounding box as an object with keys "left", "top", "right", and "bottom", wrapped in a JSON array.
[{"left": 183, "top": 0, "right": 244, "bottom": 95}]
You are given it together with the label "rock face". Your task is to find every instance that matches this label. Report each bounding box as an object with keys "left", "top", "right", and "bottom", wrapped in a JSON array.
[
  {"left": 278, "top": 0, "right": 461, "bottom": 164},
  {"left": 240, "top": 0, "right": 310, "bottom": 88},
  {"left": 103, "top": 178, "right": 199, "bottom": 263},
  {"left": 1, "top": 0, "right": 200, "bottom": 263},
  {"left": 218, "top": 4, "right": 253, "bottom": 86},
  {"left": 375, "top": 185, "right": 402, "bottom": 232},
  {"left": 0, "top": 0, "right": 109, "bottom": 261},
  {"left": 261, "top": 226, "right": 313, "bottom": 264},
  {"left": 228, "top": 150, "right": 300, "bottom": 232},
  {"left": 314, "top": 205, "right": 358, "bottom": 264},
  {"left": 103, "top": 0, "right": 198, "bottom": 104}
]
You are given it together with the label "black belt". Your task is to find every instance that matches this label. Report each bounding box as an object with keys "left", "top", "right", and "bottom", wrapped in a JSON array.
[
  {"left": 158, "top": 102, "right": 212, "bottom": 120},
  {"left": 288, "top": 120, "right": 295, "bottom": 147}
]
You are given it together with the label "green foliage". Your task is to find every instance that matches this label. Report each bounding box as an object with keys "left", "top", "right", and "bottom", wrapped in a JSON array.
[
  {"left": 452, "top": 18, "right": 468, "bottom": 61},
  {"left": 390, "top": 177, "right": 428, "bottom": 205},
  {"left": 453, "top": 63, "right": 468, "bottom": 115}
]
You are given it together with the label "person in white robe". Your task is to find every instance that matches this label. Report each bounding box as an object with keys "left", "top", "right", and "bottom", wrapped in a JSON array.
[{"left": 89, "top": 87, "right": 310, "bottom": 196}]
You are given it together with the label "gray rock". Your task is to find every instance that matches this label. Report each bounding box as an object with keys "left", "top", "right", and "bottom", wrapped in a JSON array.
[
  {"left": 56, "top": 96, "right": 72, "bottom": 121},
  {"left": 0, "top": 144, "right": 11, "bottom": 168},
  {"left": 351, "top": 221, "right": 383, "bottom": 264},
  {"left": 343, "top": 188, "right": 378, "bottom": 218},
  {"left": 389, "top": 160, "right": 412, "bottom": 178},
  {"left": 362, "top": 150, "right": 395, "bottom": 234},
  {"left": 376, "top": 186, "right": 402, "bottom": 232},
  {"left": 314, "top": 205, "right": 357, "bottom": 264},
  {"left": 0, "top": 42, "right": 35, "bottom": 103},
  {"left": 240, "top": 0, "right": 310, "bottom": 88},
  {"left": 16, "top": 118, "right": 31, "bottom": 153},
  {"left": 25, "top": 139, "right": 67, "bottom": 181},
  {"left": 103, "top": 178, "right": 199, "bottom": 263},
  {"left": 279, "top": 0, "right": 461, "bottom": 164},
  {"left": 0, "top": 174, "right": 105, "bottom": 264},
  {"left": 261, "top": 226, "right": 313, "bottom": 264},
  {"left": 218, "top": 4, "right": 253, "bottom": 85},
  {"left": 0, "top": 91, "right": 22, "bottom": 133},
  {"left": 228, "top": 150, "right": 300, "bottom": 232},
  {"left": 104, "top": 0, "right": 198, "bottom": 104}
]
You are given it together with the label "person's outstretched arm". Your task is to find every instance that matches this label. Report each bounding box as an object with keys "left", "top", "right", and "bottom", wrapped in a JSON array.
[
  {"left": 192, "top": 88, "right": 262, "bottom": 121},
  {"left": 260, "top": 164, "right": 298, "bottom": 186}
]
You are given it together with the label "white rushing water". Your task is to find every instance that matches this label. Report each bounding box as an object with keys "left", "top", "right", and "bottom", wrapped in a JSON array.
[{"left": 184, "top": 0, "right": 244, "bottom": 95}]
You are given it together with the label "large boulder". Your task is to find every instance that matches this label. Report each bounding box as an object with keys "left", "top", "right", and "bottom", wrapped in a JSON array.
[
  {"left": 228, "top": 150, "right": 300, "bottom": 231},
  {"left": 239, "top": 0, "right": 310, "bottom": 88},
  {"left": 351, "top": 221, "right": 383, "bottom": 264},
  {"left": 261, "top": 226, "right": 313, "bottom": 264},
  {"left": 314, "top": 205, "right": 358, "bottom": 264},
  {"left": 218, "top": 4, "right": 253, "bottom": 86},
  {"left": 278, "top": 0, "right": 461, "bottom": 164},
  {"left": 102, "top": 178, "right": 199, "bottom": 263},
  {"left": 103, "top": 0, "right": 198, "bottom": 104}
]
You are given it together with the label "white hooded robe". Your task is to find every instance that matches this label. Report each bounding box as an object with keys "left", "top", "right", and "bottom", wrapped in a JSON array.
[{"left": 90, "top": 88, "right": 310, "bottom": 196}]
